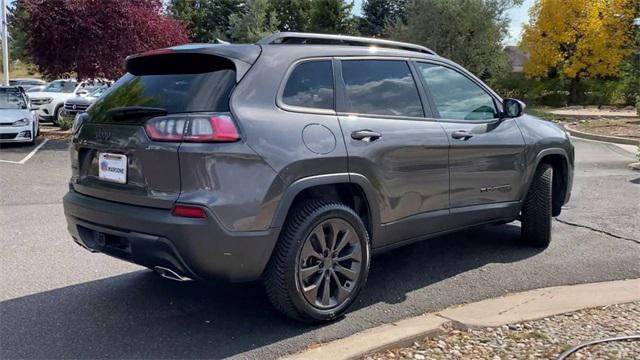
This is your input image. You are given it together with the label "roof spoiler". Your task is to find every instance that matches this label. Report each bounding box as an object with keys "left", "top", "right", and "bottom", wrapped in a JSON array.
[{"left": 125, "top": 44, "right": 261, "bottom": 82}]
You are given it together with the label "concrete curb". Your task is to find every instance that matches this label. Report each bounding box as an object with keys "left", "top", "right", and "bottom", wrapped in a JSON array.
[
  {"left": 284, "top": 279, "right": 640, "bottom": 360},
  {"left": 564, "top": 124, "right": 640, "bottom": 146}
]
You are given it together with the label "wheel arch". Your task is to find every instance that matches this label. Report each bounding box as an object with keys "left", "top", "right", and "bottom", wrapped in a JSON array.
[
  {"left": 271, "top": 173, "right": 382, "bottom": 243},
  {"left": 525, "top": 148, "right": 571, "bottom": 217}
]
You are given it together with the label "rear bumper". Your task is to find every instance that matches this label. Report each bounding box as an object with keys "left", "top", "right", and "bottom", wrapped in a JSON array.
[{"left": 63, "top": 189, "right": 280, "bottom": 282}]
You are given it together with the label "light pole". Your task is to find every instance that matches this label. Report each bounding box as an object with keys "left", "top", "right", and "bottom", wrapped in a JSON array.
[{"left": 1, "top": 0, "right": 9, "bottom": 86}]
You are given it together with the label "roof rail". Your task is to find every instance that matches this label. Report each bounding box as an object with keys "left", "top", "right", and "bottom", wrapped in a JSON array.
[{"left": 257, "top": 32, "right": 437, "bottom": 56}]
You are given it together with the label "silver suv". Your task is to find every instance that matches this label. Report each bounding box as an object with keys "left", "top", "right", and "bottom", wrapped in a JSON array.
[{"left": 63, "top": 33, "right": 574, "bottom": 323}]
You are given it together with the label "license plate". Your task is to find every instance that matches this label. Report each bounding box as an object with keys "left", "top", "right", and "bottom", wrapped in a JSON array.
[{"left": 98, "top": 153, "right": 127, "bottom": 184}]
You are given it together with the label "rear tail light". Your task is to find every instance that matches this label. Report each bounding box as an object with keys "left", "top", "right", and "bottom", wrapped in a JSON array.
[
  {"left": 183, "top": 115, "right": 240, "bottom": 142},
  {"left": 172, "top": 205, "right": 207, "bottom": 218},
  {"left": 144, "top": 113, "right": 240, "bottom": 143}
]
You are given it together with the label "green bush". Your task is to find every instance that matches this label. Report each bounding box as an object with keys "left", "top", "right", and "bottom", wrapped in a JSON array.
[
  {"left": 580, "top": 78, "right": 627, "bottom": 107},
  {"left": 493, "top": 72, "right": 636, "bottom": 107},
  {"left": 494, "top": 73, "right": 568, "bottom": 107},
  {"left": 58, "top": 115, "right": 74, "bottom": 131}
]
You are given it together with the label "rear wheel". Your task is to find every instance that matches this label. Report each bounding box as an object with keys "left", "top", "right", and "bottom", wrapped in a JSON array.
[
  {"left": 520, "top": 163, "right": 553, "bottom": 246},
  {"left": 264, "top": 200, "right": 370, "bottom": 323}
]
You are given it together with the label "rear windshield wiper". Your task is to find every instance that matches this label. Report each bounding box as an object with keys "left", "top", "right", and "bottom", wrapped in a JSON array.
[{"left": 107, "top": 106, "right": 168, "bottom": 121}]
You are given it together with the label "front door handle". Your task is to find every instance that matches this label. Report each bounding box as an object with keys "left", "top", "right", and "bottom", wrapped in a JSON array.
[
  {"left": 451, "top": 130, "right": 473, "bottom": 140},
  {"left": 351, "top": 130, "right": 381, "bottom": 142}
]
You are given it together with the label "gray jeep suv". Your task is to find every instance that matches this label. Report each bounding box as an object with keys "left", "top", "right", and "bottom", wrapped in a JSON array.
[{"left": 63, "top": 33, "right": 574, "bottom": 322}]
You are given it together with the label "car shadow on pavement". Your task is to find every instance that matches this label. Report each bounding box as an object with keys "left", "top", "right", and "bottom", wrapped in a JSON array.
[{"left": 0, "top": 224, "right": 542, "bottom": 359}]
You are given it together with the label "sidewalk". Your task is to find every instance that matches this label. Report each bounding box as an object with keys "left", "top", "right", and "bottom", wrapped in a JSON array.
[
  {"left": 285, "top": 279, "right": 640, "bottom": 360},
  {"left": 549, "top": 108, "right": 637, "bottom": 119}
]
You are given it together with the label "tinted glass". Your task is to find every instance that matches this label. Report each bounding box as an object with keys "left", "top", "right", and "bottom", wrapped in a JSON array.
[
  {"left": 417, "top": 63, "right": 497, "bottom": 121},
  {"left": 0, "top": 88, "right": 27, "bottom": 109},
  {"left": 282, "top": 61, "right": 334, "bottom": 110},
  {"left": 341, "top": 60, "right": 423, "bottom": 117},
  {"left": 44, "top": 80, "right": 78, "bottom": 93},
  {"left": 87, "top": 68, "right": 236, "bottom": 123},
  {"left": 90, "top": 86, "right": 108, "bottom": 97}
]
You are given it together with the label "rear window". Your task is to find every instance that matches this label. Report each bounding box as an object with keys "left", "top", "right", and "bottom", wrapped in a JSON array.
[
  {"left": 87, "top": 54, "right": 236, "bottom": 123},
  {"left": 282, "top": 60, "right": 334, "bottom": 110}
]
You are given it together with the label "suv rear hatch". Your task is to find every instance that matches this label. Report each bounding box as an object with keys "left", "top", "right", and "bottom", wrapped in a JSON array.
[{"left": 70, "top": 45, "right": 260, "bottom": 209}]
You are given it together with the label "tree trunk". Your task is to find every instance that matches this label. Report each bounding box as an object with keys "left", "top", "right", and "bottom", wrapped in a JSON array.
[{"left": 569, "top": 77, "right": 580, "bottom": 105}]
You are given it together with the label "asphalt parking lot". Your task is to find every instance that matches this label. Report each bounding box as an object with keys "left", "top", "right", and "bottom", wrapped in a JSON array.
[{"left": 1, "top": 136, "right": 639, "bottom": 359}]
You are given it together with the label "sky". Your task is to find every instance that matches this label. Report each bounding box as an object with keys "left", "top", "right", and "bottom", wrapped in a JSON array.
[{"left": 352, "top": 0, "right": 535, "bottom": 46}]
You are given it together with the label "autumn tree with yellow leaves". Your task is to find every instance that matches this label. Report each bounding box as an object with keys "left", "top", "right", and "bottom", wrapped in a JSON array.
[{"left": 522, "top": 0, "right": 638, "bottom": 104}]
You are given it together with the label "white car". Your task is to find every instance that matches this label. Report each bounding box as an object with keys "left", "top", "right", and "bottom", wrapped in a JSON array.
[
  {"left": 28, "top": 79, "right": 103, "bottom": 125},
  {"left": 0, "top": 87, "right": 39, "bottom": 145}
]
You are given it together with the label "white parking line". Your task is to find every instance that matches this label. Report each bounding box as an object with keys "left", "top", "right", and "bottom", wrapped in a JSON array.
[{"left": 0, "top": 139, "right": 49, "bottom": 165}]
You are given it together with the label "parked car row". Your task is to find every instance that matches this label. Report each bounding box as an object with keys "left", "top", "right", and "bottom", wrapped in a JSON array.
[
  {"left": 10, "top": 77, "right": 112, "bottom": 127},
  {"left": 27, "top": 79, "right": 111, "bottom": 125}
]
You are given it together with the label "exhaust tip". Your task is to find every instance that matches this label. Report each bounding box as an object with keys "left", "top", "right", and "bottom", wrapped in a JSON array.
[{"left": 154, "top": 266, "right": 193, "bottom": 282}]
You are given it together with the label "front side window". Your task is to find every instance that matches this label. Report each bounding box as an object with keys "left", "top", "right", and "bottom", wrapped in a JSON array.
[
  {"left": 417, "top": 63, "right": 497, "bottom": 121},
  {"left": 282, "top": 60, "right": 334, "bottom": 110},
  {"left": 340, "top": 60, "right": 423, "bottom": 117}
]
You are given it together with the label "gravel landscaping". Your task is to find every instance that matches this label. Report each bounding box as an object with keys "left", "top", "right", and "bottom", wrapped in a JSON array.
[{"left": 365, "top": 301, "right": 640, "bottom": 360}]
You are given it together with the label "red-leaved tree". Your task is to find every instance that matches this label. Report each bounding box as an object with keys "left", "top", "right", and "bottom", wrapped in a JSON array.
[{"left": 21, "top": 0, "right": 189, "bottom": 80}]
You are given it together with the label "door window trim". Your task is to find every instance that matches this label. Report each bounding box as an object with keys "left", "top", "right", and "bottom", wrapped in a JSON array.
[
  {"left": 413, "top": 59, "right": 504, "bottom": 124},
  {"left": 334, "top": 56, "right": 434, "bottom": 121},
  {"left": 276, "top": 57, "right": 337, "bottom": 115}
]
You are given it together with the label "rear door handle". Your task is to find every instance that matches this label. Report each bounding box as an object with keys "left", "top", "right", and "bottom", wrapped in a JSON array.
[
  {"left": 351, "top": 130, "right": 381, "bottom": 142},
  {"left": 451, "top": 130, "right": 473, "bottom": 140}
]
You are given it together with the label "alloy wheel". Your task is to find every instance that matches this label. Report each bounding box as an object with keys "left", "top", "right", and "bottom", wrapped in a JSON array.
[{"left": 297, "top": 218, "right": 363, "bottom": 309}]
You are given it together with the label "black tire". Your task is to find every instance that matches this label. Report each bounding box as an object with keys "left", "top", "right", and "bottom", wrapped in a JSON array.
[
  {"left": 27, "top": 123, "right": 37, "bottom": 146},
  {"left": 264, "top": 200, "right": 371, "bottom": 323},
  {"left": 52, "top": 105, "right": 63, "bottom": 125},
  {"left": 520, "top": 163, "right": 553, "bottom": 246}
]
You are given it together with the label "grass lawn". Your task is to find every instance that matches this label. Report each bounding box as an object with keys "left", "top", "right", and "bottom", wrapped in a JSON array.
[{"left": 0, "top": 61, "right": 42, "bottom": 79}]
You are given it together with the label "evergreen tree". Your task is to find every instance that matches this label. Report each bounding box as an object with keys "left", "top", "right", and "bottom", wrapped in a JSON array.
[
  {"left": 308, "top": 0, "right": 358, "bottom": 35},
  {"left": 230, "top": 0, "right": 280, "bottom": 43},
  {"left": 169, "top": 0, "right": 244, "bottom": 42},
  {"left": 7, "top": 0, "right": 30, "bottom": 62},
  {"left": 359, "top": 0, "right": 408, "bottom": 37},
  {"left": 267, "top": 0, "right": 312, "bottom": 32}
]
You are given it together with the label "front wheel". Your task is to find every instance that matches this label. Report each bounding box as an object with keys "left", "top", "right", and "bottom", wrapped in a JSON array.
[
  {"left": 52, "top": 106, "right": 63, "bottom": 126},
  {"left": 28, "top": 123, "right": 37, "bottom": 146},
  {"left": 264, "top": 200, "right": 371, "bottom": 323},
  {"left": 520, "top": 163, "right": 553, "bottom": 246}
]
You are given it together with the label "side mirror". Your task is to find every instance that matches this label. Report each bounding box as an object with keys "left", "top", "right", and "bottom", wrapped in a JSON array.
[{"left": 502, "top": 98, "right": 525, "bottom": 118}]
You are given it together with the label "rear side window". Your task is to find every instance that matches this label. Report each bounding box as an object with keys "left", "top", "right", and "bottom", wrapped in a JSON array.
[
  {"left": 88, "top": 54, "right": 236, "bottom": 123},
  {"left": 282, "top": 60, "right": 334, "bottom": 110},
  {"left": 340, "top": 60, "right": 423, "bottom": 117}
]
